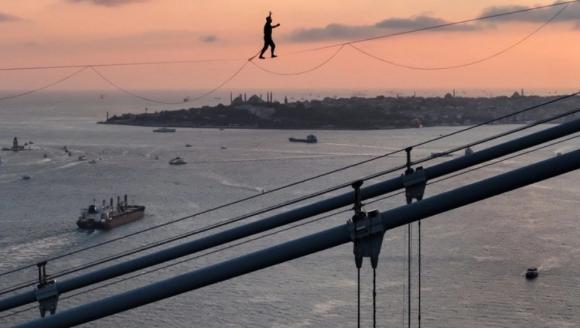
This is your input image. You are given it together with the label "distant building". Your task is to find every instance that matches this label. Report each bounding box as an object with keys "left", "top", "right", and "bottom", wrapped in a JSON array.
[
  {"left": 232, "top": 94, "right": 245, "bottom": 106},
  {"left": 247, "top": 95, "right": 265, "bottom": 105}
]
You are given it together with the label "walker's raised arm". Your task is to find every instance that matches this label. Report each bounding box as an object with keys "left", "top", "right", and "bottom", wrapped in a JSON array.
[{"left": 269, "top": 11, "right": 280, "bottom": 28}]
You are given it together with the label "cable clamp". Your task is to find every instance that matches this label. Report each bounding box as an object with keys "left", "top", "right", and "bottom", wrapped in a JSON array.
[
  {"left": 349, "top": 209, "right": 385, "bottom": 269},
  {"left": 34, "top": 261, "right": 59, "bottom": 318},
  {"left": 402, "top": 147, "right": 427, "bottom": 204}
]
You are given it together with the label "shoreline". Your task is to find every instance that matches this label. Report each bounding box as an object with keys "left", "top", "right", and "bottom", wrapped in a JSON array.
[{"left": 101, "top": 93, "right": 580, "bottom": 130}]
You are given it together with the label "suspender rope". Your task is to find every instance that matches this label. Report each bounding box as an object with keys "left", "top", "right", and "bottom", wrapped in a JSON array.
[
  {"left": 357, "top": 266, "right": 361, "bottom": 328},
  {"left": 373, "top": 267, "right": 377, "bottom": 328}
]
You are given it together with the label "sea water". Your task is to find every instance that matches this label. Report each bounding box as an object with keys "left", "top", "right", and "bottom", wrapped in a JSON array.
[{"left": 0, "top": 91, "right": 579, "bottom": 327}]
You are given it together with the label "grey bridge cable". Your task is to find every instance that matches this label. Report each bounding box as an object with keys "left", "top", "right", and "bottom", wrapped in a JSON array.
[
  {"left": 348, "top": 3, "right": 569, "bottom": 71},
  {"left": 1, "top": 99, "right": 579, "bottom": 298},
  {"left": 2, "top": 132, "right": 577, "bottom": 322},
  {"left": 0, "top": 67, "right": 88, "bottom": 102},
  {"left": 0, "top": 91, "right": 578, "bottom": 285}
]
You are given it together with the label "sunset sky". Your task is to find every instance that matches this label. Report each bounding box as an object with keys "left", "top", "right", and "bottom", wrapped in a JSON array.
[{"left": 0, "top": 0, "right": 579, "bottom": 93}]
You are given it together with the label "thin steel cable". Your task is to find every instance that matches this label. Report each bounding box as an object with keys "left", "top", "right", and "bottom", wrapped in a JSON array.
[
  {"left": 348, "top": 3, "right": 568, "bottom": 71},
  {"left": 1, "top": 0, "right": 576, "bottom": 73},
  {"left": 250, "top": 45, "right": 344, "bottom": 76},
  {"left": 373, "top": 267, "right": 377, "bottom": 328},
  {"left": 0, "top": 58, "right": 243, "bottom": 72},
  {"left": 299, "top": 0, "right": 580, "bottom": 53},
  {"left": 357, "top": 267, "right": 361, "bottom": 328},
  {"left": 0, "top": 67, "right": 88, "bottom": 101},
  {"left": 0, "top": 92, "right": 577, "bottom": 284},
  {"left": 2, "top": 133, "right": 577, "bottom": 321},
  {"left": 90, "top": 59, "right": 251, "bottom": 105}
]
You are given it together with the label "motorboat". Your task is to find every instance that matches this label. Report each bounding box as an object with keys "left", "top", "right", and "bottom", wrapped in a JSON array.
[{"left": 525, "top": 267, "right": 538, "bottom": 280}]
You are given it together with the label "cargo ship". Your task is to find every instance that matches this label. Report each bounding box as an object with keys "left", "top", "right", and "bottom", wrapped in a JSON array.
[
  {"left": 288, "top": 134, "right": 317, "bottom": 144},
  {"left": 77, "top": 195, "right": 145, "bottom": 230}
]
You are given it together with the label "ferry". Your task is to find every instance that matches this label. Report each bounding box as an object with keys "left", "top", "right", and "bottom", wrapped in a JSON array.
[
  {"left": 77, "top": 195, "right": 145, "bottom": 230},
  {"left": 289, "top": 134, "right": 318, "bottom": 144}
]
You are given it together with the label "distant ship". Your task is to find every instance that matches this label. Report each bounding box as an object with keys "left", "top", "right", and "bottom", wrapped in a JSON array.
[
  {"left": 77, "top": 195, "right": 145, "bottom": 230},
  {"left": 169, "top": 157, "right": 187, "bottom": 165},
  {"left": 525, "top": 267, "right": 538, "bottom": 280},
  {"left": 289, "top": 134, "right": 318, "bottom": 144},
  {"left": 153, "top": 127, "right": 176, "bottom": 133}
]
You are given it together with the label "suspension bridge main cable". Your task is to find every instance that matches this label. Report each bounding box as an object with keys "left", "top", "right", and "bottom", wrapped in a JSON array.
[
  {"left": 1, "top": 97, "right": 578, "bottom": 298},
  {"left": 2, "top": 131, "right": 577, "bottom": 322},
  {"left": 348, "top": 3, "right": 569, "bottom": 71}
]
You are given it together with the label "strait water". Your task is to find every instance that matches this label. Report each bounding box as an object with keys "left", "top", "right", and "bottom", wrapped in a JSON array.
[{"left": 0, "top": 92, "right": 579, "bottom": 327}]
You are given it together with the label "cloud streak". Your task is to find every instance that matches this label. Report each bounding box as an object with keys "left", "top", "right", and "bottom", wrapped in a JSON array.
[
  {"left": 199, "top": 35, "right": 217, "bottom": 43},
  {"left": 479, "top": 2, "right": 580, "bottom": 23},
  {"left": 287, "top": 2, "right": 580, "bottom": 42},
  {"left": 68, "top": 0, "right": 148, "bottom": 6},
  {"left": 0, "top": 11, "right": 19, "bottom": 22}
]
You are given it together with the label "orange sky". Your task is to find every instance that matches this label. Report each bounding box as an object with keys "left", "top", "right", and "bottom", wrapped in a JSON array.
[{"left": 0, "top": 0, "right": 579, "bottom": 93}]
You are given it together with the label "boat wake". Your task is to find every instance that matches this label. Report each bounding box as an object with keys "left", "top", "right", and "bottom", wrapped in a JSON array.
[{"left": 206, "top": 172, "right": 263, "bottom": 193}]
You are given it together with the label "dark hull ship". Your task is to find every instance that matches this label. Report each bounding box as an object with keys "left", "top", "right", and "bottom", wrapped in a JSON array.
[{"left": 77, "top": 195, "right": 145, "bottom": 230}]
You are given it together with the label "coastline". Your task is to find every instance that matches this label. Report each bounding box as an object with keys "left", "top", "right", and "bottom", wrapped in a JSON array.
[{"left": 101, "top": 93, "right": 580, "bottom": 130}]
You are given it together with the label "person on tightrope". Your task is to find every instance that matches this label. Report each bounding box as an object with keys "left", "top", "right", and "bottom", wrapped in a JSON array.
[{"left": 259, "top": 11, "right": 280, "bottom": 59}]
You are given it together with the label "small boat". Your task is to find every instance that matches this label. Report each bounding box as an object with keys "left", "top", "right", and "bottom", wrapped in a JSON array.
[
  {"left": 431, "top": 152, "right": 453, "bottom": 158},
  {"left": 525, "top": 267, "right": 538, "bottom": 280},
  {"left": 153, "top": 127, "right": 176, "bottom": 133},
  {"left": 169, "top": 157, "right": 187, "bottom": 165},
  {"left": 77, "top": 195, "right": 145, "bottom": 230},
  {"left": 185, "top": 144, "right": 192, "bottom": 148},
  {"left": 220, "top": 146, "right": 227, "bottom": 150},
  {"left": 289, "top": 134, "right": 318, "bottom": 144}
]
